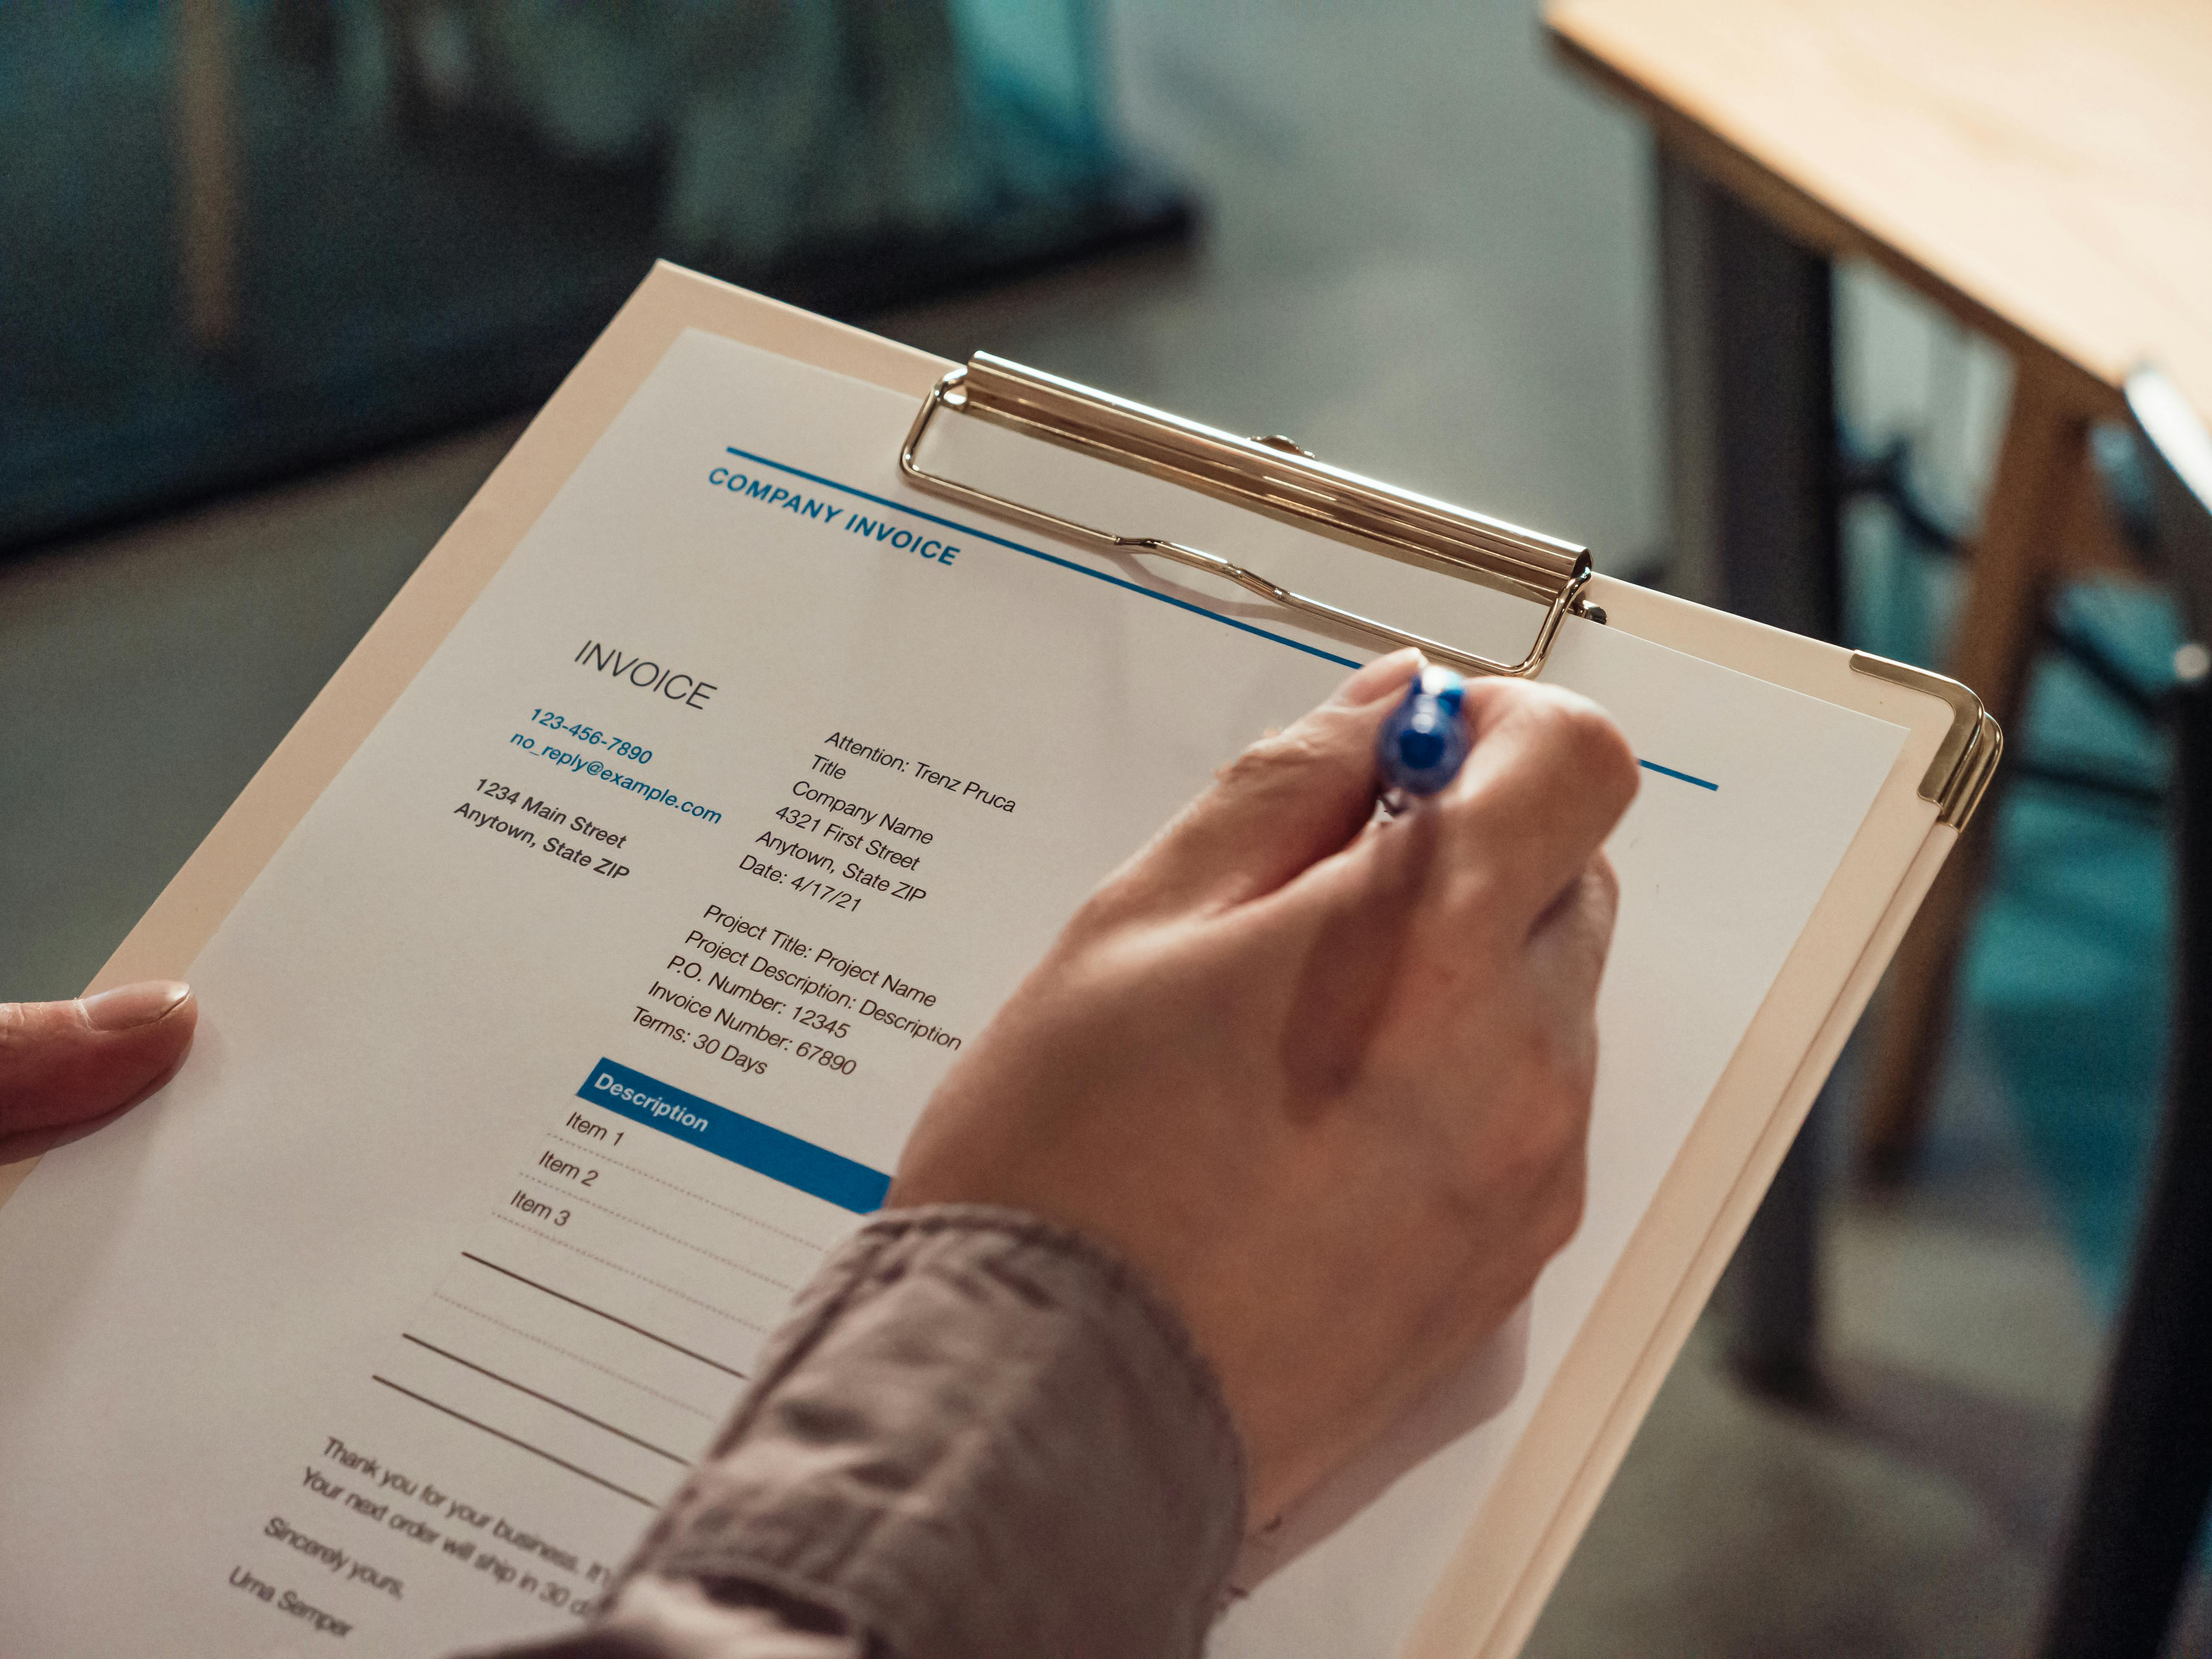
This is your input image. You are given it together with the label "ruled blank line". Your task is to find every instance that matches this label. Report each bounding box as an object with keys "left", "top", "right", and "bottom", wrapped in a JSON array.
[
  {"left": 431, "top": 1294, "right": 715, "bottom": 1417},
  {"left": 402, "top": 1333, "right": 693, "bottom": 1464},
  {"left": 459, "top": 1252, "right": 748, "bottom": 1379},
  {"left": 371, "top": 1374, "right": 656, "bottom": 1508},
  {"left": 488, "top": 1214, "right": 768, "bottom": 1330}
]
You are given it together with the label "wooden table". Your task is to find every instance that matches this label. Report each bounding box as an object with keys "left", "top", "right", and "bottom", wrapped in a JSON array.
[
  {"left": 1551, "top": 0, "right": 2212, "bottom": 1169},
  {"left": 1549, "top": 0, "right": 2212, "bottom": 412},
  {"left": 1544, "top": 4, "right": 2212, "bottom": 1653}
]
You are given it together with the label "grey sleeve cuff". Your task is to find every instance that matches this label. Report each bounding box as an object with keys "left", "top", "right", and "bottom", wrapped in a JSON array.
[
  {"left": 466, "top": 1576, "right": 866, "bottom": 1659},
  {"left": 606, "top": 1204, "right": 1246, "bottom": 1659}
]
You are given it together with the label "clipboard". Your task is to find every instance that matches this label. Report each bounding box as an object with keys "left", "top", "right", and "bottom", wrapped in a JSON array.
[{"left": 0, "top": 261, "right": 1999, "bottom": 1657}]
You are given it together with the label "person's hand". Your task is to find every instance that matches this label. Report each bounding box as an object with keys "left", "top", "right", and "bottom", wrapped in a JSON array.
[
  {"left": 0, "top": 982, "right": 198, "bottom": 1164},
  {"left": 890, "top": 650, "right": 1638, "bottom": 1523}
]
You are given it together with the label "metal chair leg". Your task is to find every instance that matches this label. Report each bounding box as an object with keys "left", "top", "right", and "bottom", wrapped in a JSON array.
[{"left": 1656, "top": 148, "right": 1839, "bottom": 1385}]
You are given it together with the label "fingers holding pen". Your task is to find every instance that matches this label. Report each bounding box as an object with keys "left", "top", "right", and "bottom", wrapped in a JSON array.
[
  {"left": 1522, "top": 854, "right": 1621, "bottom": 1007},
  {"left": 1276, "top": 678, "right": 1635, "bottom": 954},
  {"left": 1094, "top": 648, "right": 1426, "bottom": 921},
  {"left": 1424, "top": 680, "right": 1639, "bottom": 941},
  {"left": 1241, "top": 674, "right": 1633, "bottom": 939},
  {"left": 1511, "top": 852, "right": 1621, "bottom": 1113},
  {"left": 1094, "top": 665, "right": 1637, "bottom": 1062}
]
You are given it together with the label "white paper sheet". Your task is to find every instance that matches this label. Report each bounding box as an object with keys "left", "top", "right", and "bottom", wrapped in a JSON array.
[{"left": 0, "top": 330, "right": 1905, "bottom": 1656}]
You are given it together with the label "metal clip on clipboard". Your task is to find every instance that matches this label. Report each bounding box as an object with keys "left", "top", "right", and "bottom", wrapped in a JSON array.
[{"left": 899, "top": 354, "right": 1601, "bottom": 679}]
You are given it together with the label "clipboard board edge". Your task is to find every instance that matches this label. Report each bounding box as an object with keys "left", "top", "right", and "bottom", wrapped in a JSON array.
[
  {"left": 1403, "top": 815, "right": 1964, "bottom": 1656},
  {"left": 1849, "top": 652, "right": 2001, "bottom": 824},
  {"left": 1471, "top": 825, "right": 1954, "bottom": 1658}
]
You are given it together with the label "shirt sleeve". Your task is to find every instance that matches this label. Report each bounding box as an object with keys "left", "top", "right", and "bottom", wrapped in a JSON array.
[{"left": 462, "top": 1205, "right": 1247, "bottom": 1659}]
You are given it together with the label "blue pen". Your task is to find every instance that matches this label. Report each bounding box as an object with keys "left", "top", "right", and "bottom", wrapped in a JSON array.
[{"left": 1377, "top": 664, "right": 1471, "bottom": 807}]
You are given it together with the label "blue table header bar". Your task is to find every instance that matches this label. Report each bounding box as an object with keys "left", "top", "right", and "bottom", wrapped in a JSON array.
[{"left": 576, "top": 1058, "right": 891, "bottom": 1214}]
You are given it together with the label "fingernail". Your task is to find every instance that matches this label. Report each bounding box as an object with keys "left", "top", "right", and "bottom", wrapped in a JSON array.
[
  {"left": 1339, "top": 647, "right": 1426, "bottom": 706},
  {"left": 82, "top": 981, "right": 191, "bottom": 1032}
]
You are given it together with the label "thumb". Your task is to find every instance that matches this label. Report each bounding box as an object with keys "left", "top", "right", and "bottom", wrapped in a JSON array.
[
  {"left": 1107, "top": 649, "right": 1422, "bottom": 918},
  {"left": 0, "top": 983, "right": 197, "bottom": 1163}
]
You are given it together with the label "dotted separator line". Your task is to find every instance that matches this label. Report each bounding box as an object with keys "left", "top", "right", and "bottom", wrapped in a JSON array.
[
  {"left": 546, "top": 1132, "right": 834, "bottom": 1253},
  {"left": 515, "top": 1176, "right": 795, "bottom": 1290}
]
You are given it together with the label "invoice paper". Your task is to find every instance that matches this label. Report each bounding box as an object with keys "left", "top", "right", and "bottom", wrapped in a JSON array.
[{"left": 0, "top": 329, "right": 1906, "bottom": 1656}]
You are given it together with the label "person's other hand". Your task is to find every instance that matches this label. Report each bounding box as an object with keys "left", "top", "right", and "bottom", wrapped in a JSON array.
[
  {"left": 890, "top": 650, "right": 1638, "bottom": 1524},
  {"left": 0, "top": 983, "right": 198, "bottom": 1164}
]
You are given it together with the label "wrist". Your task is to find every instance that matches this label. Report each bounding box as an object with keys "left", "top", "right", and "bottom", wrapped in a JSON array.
[{"left": 633, "top": 1205, "right": 1247, "bottom": 1659}]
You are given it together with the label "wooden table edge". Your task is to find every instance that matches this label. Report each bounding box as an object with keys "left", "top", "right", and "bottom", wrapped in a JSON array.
[{"left": 1540, "top": 12, "right": 2131, "bottom": 426}]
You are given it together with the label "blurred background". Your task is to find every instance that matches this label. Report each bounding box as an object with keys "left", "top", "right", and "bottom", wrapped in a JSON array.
[{"left": 1, "top": 2, "right": 2200, "bottom": 1653}]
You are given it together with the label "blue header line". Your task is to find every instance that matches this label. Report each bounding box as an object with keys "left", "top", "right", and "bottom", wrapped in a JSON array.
[
  {"left": 719, "top": 445, "right": 1716, "bottom": 794},
  {"left": 1640, "top": 759, "right": 1719, "bottom": 791},
  {"left": 577, "top": 1058, "right": 891, "bottom": 1213}
]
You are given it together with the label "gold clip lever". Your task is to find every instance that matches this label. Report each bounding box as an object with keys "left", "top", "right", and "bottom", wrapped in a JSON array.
[{"left": 898, "top": 355, "right": 1595, "bottom": 678}]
